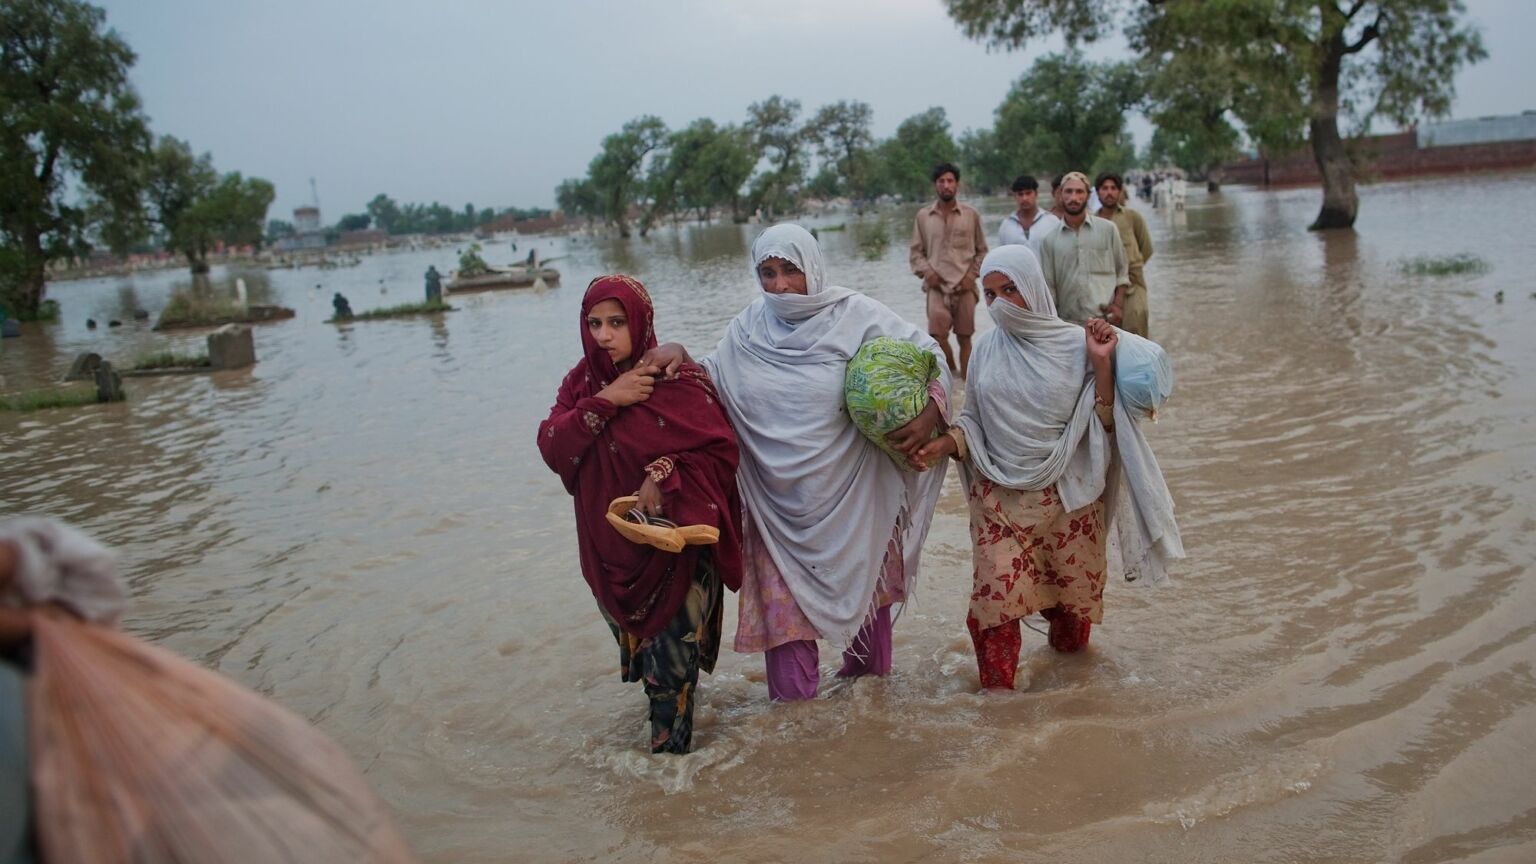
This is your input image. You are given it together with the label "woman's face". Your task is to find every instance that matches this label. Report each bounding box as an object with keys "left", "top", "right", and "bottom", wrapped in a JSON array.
[
  {"left": 586, "top": 298, "right": 632, "bottom": 365},
  {"left": 982, "top": 271, "right": 1029, "bottom": 309},
  {"left": 757, "top": 257, "right": 809, "bottom": 295}
]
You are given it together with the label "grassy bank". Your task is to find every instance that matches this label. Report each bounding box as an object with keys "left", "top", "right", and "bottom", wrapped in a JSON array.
[
  {"left": 156, "top": 292, "right": 295, "bottom": 329},
  {"left": 0, "top": 385, "right": 103, "bottom": 412},
  {"left": 1399, "top": 253, "right": 1488, "bottom": 276},
  {"left": 131, "top": 349, "right": 211, "bottom": 370},
  {"left": 329, "top": 299, "right": 453, "bottom": 323}
]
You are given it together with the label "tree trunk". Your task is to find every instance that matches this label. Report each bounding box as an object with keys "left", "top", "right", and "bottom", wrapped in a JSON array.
[
  {"left": 12, "top": 229, "right": 49, "bottom": 319},
  {"left": 1308, "top": 33, "right": 1357, "bottom": 230}
]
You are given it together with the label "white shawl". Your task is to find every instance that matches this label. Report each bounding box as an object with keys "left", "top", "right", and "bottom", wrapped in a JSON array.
[
  {"left": 954, "top": 245, "right": 1184, "bottom": 584},
  {"left": 701, "top": 224, "right": 951, "bottom": 646}
]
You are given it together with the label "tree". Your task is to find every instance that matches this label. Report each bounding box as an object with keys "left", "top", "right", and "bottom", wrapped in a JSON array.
[
  {"left": 876, "top": 107, "right": 960, "bottom": 199},
  {"left": 556, "top": 177, "right": 601, "bottom": 224},
  {"left": 0, "top": 0, "right": 151, "bottom": 318},
  {"left": 809, "top": 100, "right": 876, "bottom": 205},
  {"left": 365, "top": 193, "right": 400, "bottom": 233},
  {"left": 694, "top": 124, "right": 756, "bottom": 223},
  {"left": 946, "top": 0, "right": 1485, "bottom": 230},
  {"left": 145, "top": 136, "right": 273, "bottom": 272},
  {"left": 588, "top": 115, "right": 668, "bottom": 237},
  {"left": 746, "top": 95, "right": 812, "bottom": 219},
  {"left": 336, "top": 213, "right": 371, "bottom": 231},
  {"left": 957, "top": 127, "right": 1013, "bottom": 194},
  {"left": 1136, "top": 31, "right": 1244, "bottom": 189},
  {"left": 991, "top": 52, "right": 1143, "bottom": 180}
]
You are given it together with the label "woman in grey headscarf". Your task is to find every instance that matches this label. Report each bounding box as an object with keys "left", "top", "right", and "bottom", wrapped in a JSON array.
[
  {"left": 643, "top": 224, "right": 951, "bottom": 700},
  {"left": 918, "top": 244, "right": 1183, "bottom": 689}
]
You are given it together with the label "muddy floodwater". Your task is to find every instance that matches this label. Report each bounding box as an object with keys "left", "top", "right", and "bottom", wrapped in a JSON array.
[{"left": 3, "top": 174, "right": 1534, "bottom": 863}]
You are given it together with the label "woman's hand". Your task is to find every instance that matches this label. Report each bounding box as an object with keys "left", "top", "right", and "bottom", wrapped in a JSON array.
[
  {"left": 596, "top": 364, "right": 659, "bottom": 407},
  {"left": 638, "top": 343, "right": 693, "bottom": 379},
  {"left": 637, "top": 476, "right": 666, "bottom": 518},
  {"left": 1085, "top": 318, "right": 1118, "bottom": 364},
  {"left": 914, "top": 430, "right": 958, "bottom": 467},
  {"left": 886, "top": 400, "right": 942, "bottom": 457}
]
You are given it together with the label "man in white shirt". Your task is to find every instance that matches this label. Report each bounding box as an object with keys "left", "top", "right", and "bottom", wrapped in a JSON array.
[{"left": 997, "top": 174, "right": 1061, "bottom": 259}]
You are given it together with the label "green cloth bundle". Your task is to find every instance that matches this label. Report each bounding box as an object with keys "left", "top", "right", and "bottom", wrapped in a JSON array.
[{"left": 844, "top": 337, "right": 939, "bottom": 468}]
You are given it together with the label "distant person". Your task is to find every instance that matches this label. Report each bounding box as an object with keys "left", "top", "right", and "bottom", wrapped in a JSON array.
[
  {"left": 537, "top": 275, "right": 743, "bottom": 754},
  {"left": 424, "top": 266, "right": 443, "bottom": 303},
  {"left": 1049, "top": 175, "right": 1067, "bottom": 219},
  {"left": 1038, "top": 172, "right": 1130, "bottom": 327},
  {"left": 332, "top": 292, "right": 353, "bottom": 319},
  {"left": 997, "top": 174, "right": 1061, "bottom": 259},
  {"left": 1095, "top": 172, "right": 1154, "bottom": 337},
  {"left": 910, "top": 162, "right": 987, "bottom": 379}
]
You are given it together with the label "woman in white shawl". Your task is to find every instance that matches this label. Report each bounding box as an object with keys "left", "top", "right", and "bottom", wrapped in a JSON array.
[
  {"left": 643, "top": 224, "right": 951, "bottom": 700},
  {"left": 918, "top": 244, "right": 1183, "bottom": 689}
]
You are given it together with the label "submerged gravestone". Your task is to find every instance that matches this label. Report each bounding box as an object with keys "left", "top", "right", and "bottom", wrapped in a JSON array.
[
  {"left": 208, "top": 324, "right": 255, "bottom": 370},
  {"left": 94, "top": 361, "right": 124, "bottom": 402},
  {"left": 64, "top": 352, "right": 103, "bottom": 382}
]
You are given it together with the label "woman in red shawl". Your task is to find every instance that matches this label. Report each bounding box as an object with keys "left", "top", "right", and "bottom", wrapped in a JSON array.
[{"left": 537, "top": 275, "right": 742, "bottom": 754}]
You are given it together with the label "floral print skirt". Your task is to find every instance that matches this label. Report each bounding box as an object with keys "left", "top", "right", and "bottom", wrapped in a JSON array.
[{"left": 965, "top": 473, "right": 1107, "bottom": 633}]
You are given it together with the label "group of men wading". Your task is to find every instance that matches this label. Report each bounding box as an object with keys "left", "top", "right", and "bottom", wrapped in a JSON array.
[{"left": 909, "top": 163, "right": 1154, "bottom": 379}]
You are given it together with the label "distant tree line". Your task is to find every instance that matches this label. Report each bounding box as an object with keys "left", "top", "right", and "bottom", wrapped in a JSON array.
[
  {"left": 1, "top": 0, "right": 276, "bottom": 319},
  {"left": 264, "top": 198, "right": 552, "bottom": 244},
  {"left": 556, "top": 52, "right": 1165, "bottom": 238}
]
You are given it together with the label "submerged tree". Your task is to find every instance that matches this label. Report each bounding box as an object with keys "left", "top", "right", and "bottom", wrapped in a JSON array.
[
  {"left": 588, "top": 116, "right": 668, "bottom": 238},
  {"left": 945, "top": 0, "right": 1485, "bottom": 230},
  {"left": 809, "top": 100, "right": 877, "bottom": 205},
  {"left": 991, "top": 52, "right": 1143, "bottom": 180},
  {"left": 876, "top": 107, "right": 960, "bottom": 200},
  {"left": 0, "top": 0, "right": 151, "bottom": 318},
  {"left": 144, "top": 136, "right": 273, "bottom": 273},
  {"left": 746, "top": 95, "right": 813, "bottom": 220}
]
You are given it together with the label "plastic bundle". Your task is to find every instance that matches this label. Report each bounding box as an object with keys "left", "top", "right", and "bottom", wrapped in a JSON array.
[
  {"left": 1113, "top": 330, "right": 1174, "bottom": 420},
  {"left": 844, "top": 337, "right": 939, "bottom": 467},
  {"left": 28, "top": 613, "right": 418, "bottom": 864}
]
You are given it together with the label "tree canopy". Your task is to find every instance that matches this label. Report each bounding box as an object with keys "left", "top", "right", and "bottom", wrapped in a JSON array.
[
  {"left": 945, "top": 0, "right": 1485, "bottom": 229},
  {"left": 0, "top": 0, "right": 150, "bottom": 317}
]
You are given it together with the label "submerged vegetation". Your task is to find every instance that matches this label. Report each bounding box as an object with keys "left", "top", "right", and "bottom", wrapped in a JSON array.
[
  {"left": 0, "top": 385, "right": 104, "bottom": 412},
  {"left": 130, "top": 349, "right": 211, "bottom": 370},
  {"left": 156, "top": 289, "right": 294, "bottom": 329},
  {"left": 458, "top": 244, "right": 490, "bottom": 277},
  {"left": 857, "top": 226, "right": 891, "bottom": 261},
  {"left": 1399, "top": 254, "right": 1489, "bottom": 277},
  {"left": 329, "top": 299, "right": 453, "bottom": 323}
]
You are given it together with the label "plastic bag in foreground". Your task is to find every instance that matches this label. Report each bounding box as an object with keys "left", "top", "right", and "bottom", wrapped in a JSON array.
[{"left": 28, "top": 614, "right": 418, "bottom": 864}]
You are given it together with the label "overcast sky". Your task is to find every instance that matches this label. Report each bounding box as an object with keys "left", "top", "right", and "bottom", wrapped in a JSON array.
[{"left": 94, "top": 0, "right": 1532, "bottom": 219}]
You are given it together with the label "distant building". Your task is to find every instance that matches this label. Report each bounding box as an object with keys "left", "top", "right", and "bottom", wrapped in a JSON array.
[
  {"left": 277, "top": 205, "right": 329, "bottom": 251},
  {"left": 1222, "top": 109, "right": 1536, "bottom": 187},
  {"left": 293, "top": 206, "right": 321, "bottom": 233}
]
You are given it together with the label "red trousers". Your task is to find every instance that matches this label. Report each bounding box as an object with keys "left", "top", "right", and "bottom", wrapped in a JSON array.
[{"left": 968, "top": 606, "right": 1092, "bottom": 690}]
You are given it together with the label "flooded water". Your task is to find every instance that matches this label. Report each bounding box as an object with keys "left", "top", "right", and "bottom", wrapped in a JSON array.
[{"left": 3, "top": 173, "right": 1534, "bottom": 863}]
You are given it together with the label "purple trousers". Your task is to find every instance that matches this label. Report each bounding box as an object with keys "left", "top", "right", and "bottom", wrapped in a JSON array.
[{"left": 764, "top": 605, "right": 893, "bottom": 701}]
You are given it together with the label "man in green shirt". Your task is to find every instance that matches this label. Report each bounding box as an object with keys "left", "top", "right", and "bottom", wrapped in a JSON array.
[
  {"left": 1096, "top": 172, "right": 1154, "bottom": 337},
  {"left": 1038, "top": 172, "right": 1130, "bottom": 327}
]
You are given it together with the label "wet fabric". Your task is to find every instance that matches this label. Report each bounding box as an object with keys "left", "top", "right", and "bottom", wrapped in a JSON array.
[
  {"left": 0, "top": 517, "right": 123, "bottom": 625},
  {"left": 700, "top": 224, "right": 949, "bottom": 648},
  {"left": 538, "top": 275, "right": 743, "bottom": 640},
  {"left": 844, "top": 337, "right": 942, "bottom": 467},
  {"left": 763, "top": 605, "right": 894, "bottom": 701},
  {"left": 965, "top": 473, "right": 1107, "bottom": 633},
  {"left": 609, "top": 550, "right": 722, "bottom": 753}
]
